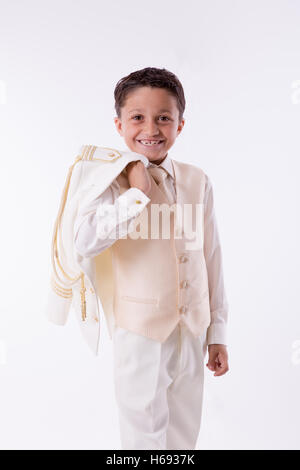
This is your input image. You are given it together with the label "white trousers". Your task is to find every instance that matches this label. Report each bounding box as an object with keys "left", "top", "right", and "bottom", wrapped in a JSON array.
[{"left": 112, "top": 319, "right": 207, "bottom": 450}]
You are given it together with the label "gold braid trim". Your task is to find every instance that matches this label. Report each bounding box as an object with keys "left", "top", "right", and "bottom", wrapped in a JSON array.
[{"left": 51, "top": 145, "right": 123, "bottom": 320}]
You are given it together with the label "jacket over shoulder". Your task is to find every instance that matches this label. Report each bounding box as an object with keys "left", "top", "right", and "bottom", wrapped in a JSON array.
[{"left": 45, "top": 144, "right": 149, "bottom": 351}]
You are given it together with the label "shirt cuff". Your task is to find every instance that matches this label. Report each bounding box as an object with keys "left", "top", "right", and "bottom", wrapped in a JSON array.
[
  {"left": 118, "top": 187, "right": 151, "bottom": 211},
  {"left": 118, "top": 187, "right": 151, "bottom": 236},
  {"left": 95, "top": 187, "right": 150, "bottom": 239},
  {"left": 206, "top": 322, "right": 227, "bottom": 346}
]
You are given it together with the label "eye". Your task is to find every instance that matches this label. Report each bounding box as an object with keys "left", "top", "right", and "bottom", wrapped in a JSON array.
[
  {"left": 131, "top": 115, "right": 170, "bottom": 121},
  {"left": 159, "top": 116, "right": 170, "bottom": 121}
]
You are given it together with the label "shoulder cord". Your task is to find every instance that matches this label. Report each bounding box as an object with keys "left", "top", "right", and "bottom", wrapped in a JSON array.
[
  {"left": 51, "top": 154, "right": 87, "bottom": 319},
  {"left": 50, "top": 145, "right": 122, "bottom": 321},
  {"left": 51, "top": 155, "right": 83, "bottom": 285}
]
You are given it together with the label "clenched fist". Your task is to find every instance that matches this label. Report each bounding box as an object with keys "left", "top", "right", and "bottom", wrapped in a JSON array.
[
  {"left": 206, "top": 344, "right": 229, "bottom": 377},
  {"left": 126, "top": 160, "right": 152, "bottom": 197}
]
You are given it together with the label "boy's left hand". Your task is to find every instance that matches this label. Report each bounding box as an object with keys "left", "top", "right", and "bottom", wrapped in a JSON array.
[{"left": 206, "top": 344, "right": 229, "bottom": 377}]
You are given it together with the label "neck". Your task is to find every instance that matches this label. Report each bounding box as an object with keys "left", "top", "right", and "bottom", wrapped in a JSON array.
[{"left": 150, "top": 153, "right": 168, "bottom": 166}]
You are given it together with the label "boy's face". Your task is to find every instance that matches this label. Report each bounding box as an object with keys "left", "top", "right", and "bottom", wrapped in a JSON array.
[{"left": 114, "top": 86, "right": 185, "bottom": 165}]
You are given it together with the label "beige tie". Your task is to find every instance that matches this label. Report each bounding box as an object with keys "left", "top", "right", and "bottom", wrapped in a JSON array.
[{"left": 148, "top": 166, "right": 175, "bottom": 204}]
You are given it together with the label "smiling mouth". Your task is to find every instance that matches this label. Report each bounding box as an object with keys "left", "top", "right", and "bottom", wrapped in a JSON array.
[{"left": 136, "top": 140, "right": 164, "bottom": 147}]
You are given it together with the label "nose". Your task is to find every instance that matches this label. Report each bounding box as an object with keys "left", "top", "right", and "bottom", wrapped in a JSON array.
[{"left": 143, "top": 119, "right": 160, "bottom": 137}]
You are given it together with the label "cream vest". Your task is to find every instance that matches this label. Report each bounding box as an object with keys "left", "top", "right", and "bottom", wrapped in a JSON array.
[{"left": 94, "top": 158, "right": 211, "bottom": 343}]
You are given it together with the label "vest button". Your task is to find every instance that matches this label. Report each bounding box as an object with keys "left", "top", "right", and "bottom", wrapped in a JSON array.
[
  {"left": 179, "top": 254, "right": 188, "bottom": 263},
  {"left": 180, "top": 280, "right": 188, "bottom": 288},
  {"left": 179, "top": 305, "right": 187, "bottom": 314}
]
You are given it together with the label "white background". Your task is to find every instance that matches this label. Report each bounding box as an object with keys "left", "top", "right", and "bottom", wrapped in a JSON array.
[{"left": 0, "top": 0, "right": 299, "bottom": 450}]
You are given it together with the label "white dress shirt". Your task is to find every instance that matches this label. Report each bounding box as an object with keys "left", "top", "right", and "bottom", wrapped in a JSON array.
[{"left": 74, "top": 154, "right": 228, "bottom": 345}]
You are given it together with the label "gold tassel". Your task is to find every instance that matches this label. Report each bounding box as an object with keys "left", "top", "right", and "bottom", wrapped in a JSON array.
[{"left": 80, "top": 273, "right": 87, "bottom": 321}]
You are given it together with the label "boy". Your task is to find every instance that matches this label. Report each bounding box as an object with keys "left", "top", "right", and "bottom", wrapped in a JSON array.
[{"left": 74, "top": 67, "right": 229, "bottom": 450}]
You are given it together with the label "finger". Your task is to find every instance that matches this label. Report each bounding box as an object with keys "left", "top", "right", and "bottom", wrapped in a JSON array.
[
  {"left": 216, "top": 352, "right": 226, "bottom": 367},
  {"left": 206, "top": 361, "right": 216, "bottom": 371},
  {"left": 214, "top": 356, "right": 222, "bottom": 370},
  {"left": 214, "top": 362, "right": 229, "bottom": 376}
]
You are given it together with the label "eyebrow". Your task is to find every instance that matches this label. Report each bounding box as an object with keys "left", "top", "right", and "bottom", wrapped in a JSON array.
[{"left": 128, "top": 108, "right": 172, "bottom": 114}]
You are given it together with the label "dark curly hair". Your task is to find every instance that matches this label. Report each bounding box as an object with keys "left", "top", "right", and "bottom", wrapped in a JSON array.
[{"left": 114, "top": 67, "right": 185, "bottom": 122}]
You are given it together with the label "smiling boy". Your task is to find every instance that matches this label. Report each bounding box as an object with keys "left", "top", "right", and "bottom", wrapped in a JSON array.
[{"left": 74, "top": 67, "right": 229, "bottom": 449}]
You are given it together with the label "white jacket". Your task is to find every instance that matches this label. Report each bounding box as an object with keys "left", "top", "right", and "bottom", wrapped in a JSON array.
[{"left": 45, "top": 144, "right": 150, "bottom": 355}]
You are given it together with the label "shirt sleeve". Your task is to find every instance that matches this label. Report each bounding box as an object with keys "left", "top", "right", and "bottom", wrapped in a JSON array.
[
  {"left": 74, "top": 179, "right": 150, "bottom": 258},
  {"left": 203, "top": 174, "right": 229, "bottom": 346}
]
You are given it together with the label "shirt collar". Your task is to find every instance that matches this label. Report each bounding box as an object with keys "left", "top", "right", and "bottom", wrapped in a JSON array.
[{"left": 148, "top": 153, "right": 174, "bottom": 179}]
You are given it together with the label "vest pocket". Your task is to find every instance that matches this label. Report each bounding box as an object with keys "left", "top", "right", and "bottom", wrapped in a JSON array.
[{"left": 120, "top": 295, "right": 158, "bottom": 305}]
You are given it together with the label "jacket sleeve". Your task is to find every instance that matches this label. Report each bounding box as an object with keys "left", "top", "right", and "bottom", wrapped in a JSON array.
[
  {"left": 73, "top": 179, "right": 150, "bottom": 258},
  {"left": 203, "top": 175, "right": 229, "bottom": 346}
]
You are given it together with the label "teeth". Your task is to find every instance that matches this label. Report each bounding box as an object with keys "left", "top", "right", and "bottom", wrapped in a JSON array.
[{"left": 139, "top": 140, "right": 162, "bottom": 145}]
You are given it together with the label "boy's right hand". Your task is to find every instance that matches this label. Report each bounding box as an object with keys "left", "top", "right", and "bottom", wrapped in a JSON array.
[{"left": 126, "top": 160, "right": 152, "bottom": 197}]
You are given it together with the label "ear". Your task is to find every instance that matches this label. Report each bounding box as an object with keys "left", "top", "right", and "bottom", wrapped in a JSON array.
[
  {"left": 177, "top": 118, "right": 185, "bottom": 136},
  {"left": 114, "top": 116, "right": 123, "bottom": 136}
]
